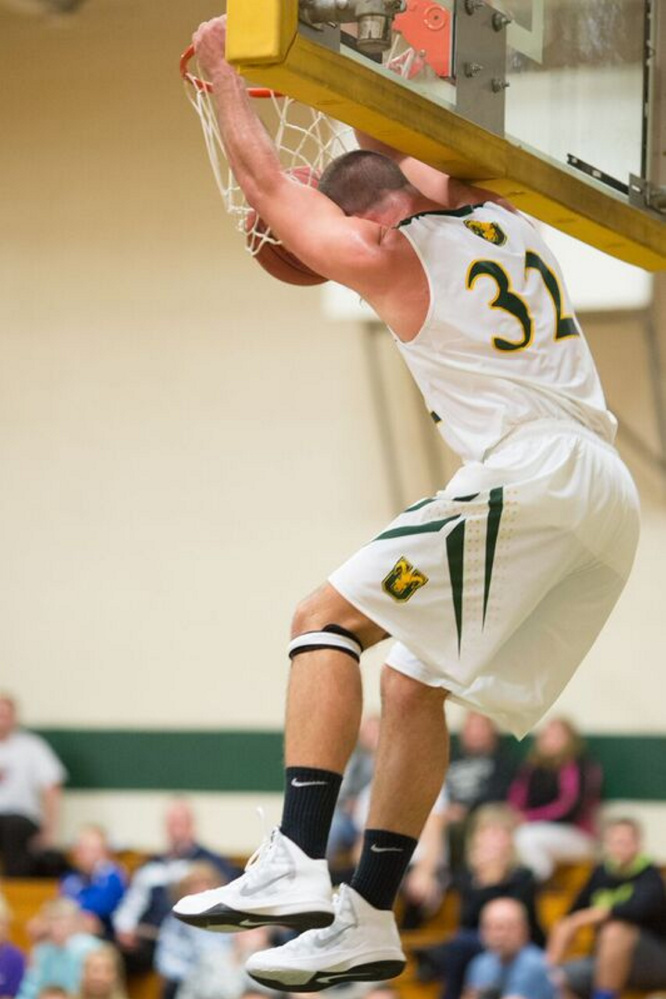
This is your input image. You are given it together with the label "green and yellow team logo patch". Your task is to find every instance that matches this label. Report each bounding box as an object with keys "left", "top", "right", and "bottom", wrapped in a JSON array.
[
  {"left": 383, "top": 556, "right": 429, "bottom": 602},
  {"left": 464, "top": 219, "right": 507, "bottom": 246}
]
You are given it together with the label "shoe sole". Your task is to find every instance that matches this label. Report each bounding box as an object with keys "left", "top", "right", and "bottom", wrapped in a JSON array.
[
  {"left": 174, "top": 905, "right": 335, "bottom": 933},
  {"left": 248, "top": 959, "right": 406, "bottom": 992}
]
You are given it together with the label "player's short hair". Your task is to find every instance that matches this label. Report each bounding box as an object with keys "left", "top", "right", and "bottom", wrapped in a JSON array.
[{"left": 318, "top": 150, "right": 410, "bottom": 215}]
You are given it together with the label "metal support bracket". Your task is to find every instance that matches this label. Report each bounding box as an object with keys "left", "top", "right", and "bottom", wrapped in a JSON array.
[
  {"left": 299, "top": 0, "right": 406, "bottom": 54},
  {"left": 454, "top": 0, "right": 510, "bottom": 136},
  {"left": 629, "top": 175, "right": 666, "bottom": 216}
]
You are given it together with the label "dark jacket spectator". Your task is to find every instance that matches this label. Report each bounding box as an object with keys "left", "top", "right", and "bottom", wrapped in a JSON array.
[
  {"left": 548, "top": 817, "right": 666, "bottom": 998},
  {"left": 112, "top": 800, "right": 237, "bottom": 974},
  {"left": 570, "top": 855, "right": 666, "bottom": 935},
  {"left": 457, "top": 866, "right": 544, "bottom": 946}
]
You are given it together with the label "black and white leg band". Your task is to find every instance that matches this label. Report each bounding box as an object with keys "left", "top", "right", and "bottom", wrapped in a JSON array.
[{"left": 288, "top": 624, "right": 364, "bottom": 663}]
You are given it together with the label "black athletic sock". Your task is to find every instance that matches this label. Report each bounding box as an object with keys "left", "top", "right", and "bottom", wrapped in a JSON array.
[
  {"left": 350, "top": 828, "right": 418, "bottom": 910},
  {"left": 280, "top": 766, "right": 343, "bottom": 859}
]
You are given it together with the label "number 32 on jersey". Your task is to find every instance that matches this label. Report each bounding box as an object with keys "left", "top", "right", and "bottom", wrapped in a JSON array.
[{"left": 466, "top": 249, "right": 579, "bottom": 353}]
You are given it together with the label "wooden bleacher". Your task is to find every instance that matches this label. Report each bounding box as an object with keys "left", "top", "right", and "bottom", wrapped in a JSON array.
[{"left": 1, "top": 863, "right": 656, "bottom": 999}]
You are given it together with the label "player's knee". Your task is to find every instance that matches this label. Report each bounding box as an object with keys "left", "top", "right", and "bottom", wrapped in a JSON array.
[
  {"left": 290, "top": 583, "right": 386, "bottom": 651},
  {"left": 290, "top": 590, "right": 365, "bottom": 664},
  {"left": 290, "top": 592, "right": 324, "bottom": 638},
  {"left": 380, "top": 664, "right": 448, "bottom": 713}
]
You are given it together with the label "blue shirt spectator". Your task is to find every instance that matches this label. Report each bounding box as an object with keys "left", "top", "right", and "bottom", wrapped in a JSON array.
[
  {"left": 60, "top": 825, "right": 126, "bottom": 938},
  {"left": 466, "top": 944, "right": 556, "bottom": 999},
  {"left": 463, "top": 898, "right": 557, "bottom": 999}
]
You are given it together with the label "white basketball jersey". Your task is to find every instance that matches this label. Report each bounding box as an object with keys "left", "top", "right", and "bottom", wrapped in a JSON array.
[{"left": 394, "top": 203, "right": 617, "bottom": 463}]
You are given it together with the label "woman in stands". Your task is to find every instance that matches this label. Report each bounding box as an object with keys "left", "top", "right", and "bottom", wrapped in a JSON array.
[{"left": 509, "top": 717, "right": 601, "bottom": 882}]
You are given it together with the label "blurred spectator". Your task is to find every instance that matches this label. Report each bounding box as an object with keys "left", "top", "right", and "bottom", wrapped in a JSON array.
[
  {"left": 327, "top": 716, "right": 379, "bottom": 866},
  {"left": 509, "top": 717, "right": 601, "bottom": 881},
  {"left": 175, "top": 927, "right": 279, "bottom": 999},
  {"left": 346, "top": 735, "right": 450, "bottom": 929},
  {"left": 415, "top": 804, "right": 543, "bottom": 999},
  {"left": 36, "top": 990, "right": 70, "bottom": 999},
  {"left": 155, "top": 863, "right": 234, "bottom": 999},
  {"left": 0, "top": 894, "right": 26, "bottom": 998},
  {"left": 0, "top": 693, "right": 67, "bottom": 877},
  {"left": 74, "top": 945, "right": 128, "bottom": 999},
  {"left": 396, "top": 793, "right": 449, "bottom": 930},
  {"left": 547, "top": 816, "right": 666, "bottom": 998},
  {"left": 462, "top": 898, "right": 557, "bottom": 999},
  {"left": 17, "top": 899, "right": 102, "bottom": 999},
  {"left": 112, "top": 799, "right": 237, "bottom": 974},
  {"left": 442, "top": 713, "right": 516, "bottom": 872},
  {"left": 60, "top": 826, "right": 126, "bottom": 939},
  {"left": 398, "top": 713, "right": 516, "bottom": 928},
  {"left": 361, "top": 987, "right": 401, "bottom": 999}
]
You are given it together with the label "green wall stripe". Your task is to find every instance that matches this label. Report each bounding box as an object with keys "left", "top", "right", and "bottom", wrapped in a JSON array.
[
  {"left": 34, "top": 730, "right": 666, "bottom": 801},
  {"left": 36, "top": 730, "right": 285, "bottom": 793}
]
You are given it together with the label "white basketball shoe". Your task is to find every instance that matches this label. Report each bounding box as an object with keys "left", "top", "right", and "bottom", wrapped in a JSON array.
[
  {"left": 173, "top": 827, "right": 334, "bottom": 932},
  {"left": 245, "top": 883, "right": 406, "bottom": 992}
]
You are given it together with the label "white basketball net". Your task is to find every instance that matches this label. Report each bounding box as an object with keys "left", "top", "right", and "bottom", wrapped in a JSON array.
[{"left": 183, "top": 62, "right": 355, "bottom": 256}]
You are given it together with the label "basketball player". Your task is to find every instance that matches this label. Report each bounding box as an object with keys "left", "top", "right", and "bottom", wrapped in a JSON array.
[{"left": 173, "top": 15, "right": 640, "bottom": 992}]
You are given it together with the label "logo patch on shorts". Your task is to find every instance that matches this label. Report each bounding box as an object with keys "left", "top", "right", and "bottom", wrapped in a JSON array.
[
  {"left": 464, "top": 219, "right": 507, "bottom": 246},
  {"left": 383, "top": 556, "right": 429, "bottom": 602}
]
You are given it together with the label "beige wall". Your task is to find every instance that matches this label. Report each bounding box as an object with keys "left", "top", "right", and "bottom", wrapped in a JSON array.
[{"left": 2, "top": 0, "right": 665, "bottom": 849}]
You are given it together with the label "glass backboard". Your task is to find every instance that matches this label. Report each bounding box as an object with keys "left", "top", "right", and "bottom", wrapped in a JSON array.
[{"left": 505, "top": 0, "right": 645, "bottom": 191}]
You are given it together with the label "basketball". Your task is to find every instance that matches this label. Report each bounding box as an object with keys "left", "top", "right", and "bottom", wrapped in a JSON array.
[{"left": 246, "top": 167, "right": 328, "bottom": 287}]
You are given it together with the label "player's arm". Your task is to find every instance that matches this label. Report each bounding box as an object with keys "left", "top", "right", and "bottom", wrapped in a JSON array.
[
  {"left": 192, "top": 19, "right": 394, "bottom": 293},
  {"left": 355, "top": 129, "right": 516, "bottom": 213}
]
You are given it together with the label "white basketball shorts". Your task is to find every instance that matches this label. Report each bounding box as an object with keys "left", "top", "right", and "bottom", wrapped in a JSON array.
[{"left": 329, "top": 419, "right": 640, "bottom": 738}]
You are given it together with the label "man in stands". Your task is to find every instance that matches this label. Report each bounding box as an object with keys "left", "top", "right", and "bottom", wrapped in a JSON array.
[
  {"left": 112, "top": 799, "right": 236, "bottom": 973},
  {"left": 548, "top": 816, "right": 666, "bottom": 999},
  {"left": 463, "top": 898, "right": 556, "bottom": 999},
  {"left": 0, "top": 692, "right": 67, "bottom": 877}
]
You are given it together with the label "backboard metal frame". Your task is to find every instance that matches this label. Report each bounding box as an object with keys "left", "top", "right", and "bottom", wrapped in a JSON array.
[{"left": 226, "top": 0, "right": 666, "bottom": 270}]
